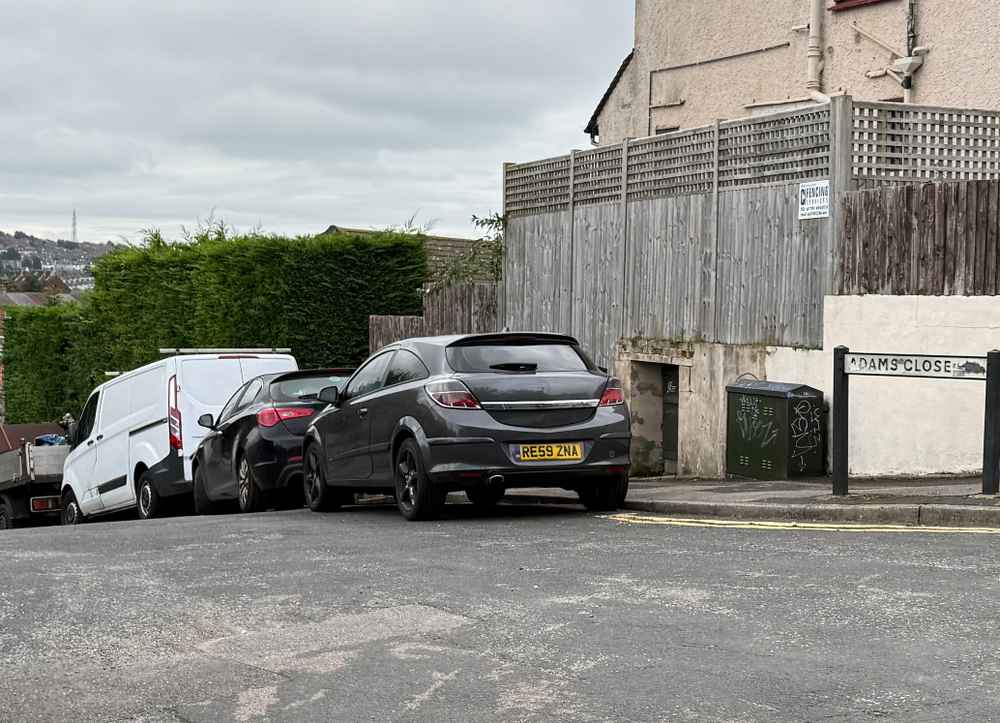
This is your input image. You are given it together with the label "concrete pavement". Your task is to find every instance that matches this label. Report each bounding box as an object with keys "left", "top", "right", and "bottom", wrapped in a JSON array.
[
  {"left": 3, "top": 501, "right": 1000, "bottom": 721},
  {"left": 509, "top": 476, "right": 1000, "bottom": 527}
]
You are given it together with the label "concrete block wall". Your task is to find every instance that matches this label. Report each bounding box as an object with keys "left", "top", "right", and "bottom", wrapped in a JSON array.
[
  {"left": 766, "top": 296, "right": 1000, "bottom": 478},
  {"left": 618, "top": 296, "right": 1000, "bottom": 480}
]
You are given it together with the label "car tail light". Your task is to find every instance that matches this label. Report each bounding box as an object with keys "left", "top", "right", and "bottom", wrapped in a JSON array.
[
  {"left": 599, "top": 379, "right": 625, "bottom": 407},
  {"left": 425, "top": 380, "right": 481, "bottom": 409},
  {"left": 167, "top": 375, "right": 182, "bottom": 450},
  {"left": 257, "top": 407, "right": 315, "bottom": 428}
]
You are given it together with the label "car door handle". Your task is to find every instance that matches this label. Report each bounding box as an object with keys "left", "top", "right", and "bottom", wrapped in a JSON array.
[
  {"left": 96, "top": 435, "right": 104, "bottom": 441},
  {"left": 358, "top": 408, "right": 369, "bottom": 419},
  {"left": 87, "top": 440, "right": 94, "bottom": 447}
]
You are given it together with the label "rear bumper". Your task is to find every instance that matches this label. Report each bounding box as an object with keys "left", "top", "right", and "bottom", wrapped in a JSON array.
[
  {"left": 423, "top": 413, "right": 631, "bottom": 491},
  {"left": 248, "top": 432, "right": 304, "bottom": 491},
  {"left": 147, "top": 452, "right": 191, "bottom": 498}
]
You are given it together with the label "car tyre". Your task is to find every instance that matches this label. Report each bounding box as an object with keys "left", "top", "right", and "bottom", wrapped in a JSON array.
[
  {"left": 303, "top": 444, "right": 350, "bottom": 512},
  {"left": 237, "top": 452, "right": 265, "bottom": 514},
  {"left": 578, "top": 477, "right": 623, "bottom": 512},
  {"left": 193, "top": 463, "right": 221, "bottom": 515},
  {"left": 615, "top": 474, "right": 630, "bottom": 508},
  {"left": 465, "top": 486, "right": 506, "bottom": 510},
  {"left": 395, "top": 438, "right": 445, "bottom": 521},
  {"left": 61, "top": 489, "right": 83, "bottom": 525},
  {"left": 277, "top": 478, "right": 305, "bottom": 510},
  {"left": 0, "top": 500, "right": 15, "bottom": 530},
  {"left": 136, "top": 474, "right": 162, "bottom": 520}
]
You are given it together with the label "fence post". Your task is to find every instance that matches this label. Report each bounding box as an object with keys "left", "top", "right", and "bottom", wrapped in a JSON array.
[
  {"left": 828, "top": 95, "right": 855, "bottom": 297},
  {"left": 568, "top": 150, "right": 577, "bottom": 335},
  {"left": 500, "top": 162, "right": 511, "bottom": 331},
  {"left": 983, "top": 350, "right": 1000, "bottom": 495},
  {"left": 620, "top": 138, "right": 630, "bottom": 338},
  {"left": 710, "top": 118, "right": 721, "bottom": 341},
  {"left": 832, "top": 345, "right": 850, "bottom": 496}
]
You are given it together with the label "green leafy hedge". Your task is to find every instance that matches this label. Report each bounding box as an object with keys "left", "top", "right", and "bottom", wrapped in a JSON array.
[{"left": 4, "top": 230, "right": 425, "bottom": 422}]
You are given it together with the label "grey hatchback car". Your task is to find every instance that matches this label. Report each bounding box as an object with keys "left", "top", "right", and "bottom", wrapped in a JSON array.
[{"left": 302, "top": 333, "right": 631, "bottom": 520}]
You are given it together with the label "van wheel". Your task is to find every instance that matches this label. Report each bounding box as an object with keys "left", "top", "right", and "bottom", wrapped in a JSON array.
[
  {"left": 303, "top": 445, "right": 350, "bottom": 512},
  {"left": 61, "top": 490, "right": 83, "bottom": 525},
  {"left": 237, "top": 453, "right": 265, "bottom": 513},
  {"left": 395, "top": 439, "right": 445, "bottom": 521},
  {"left": 193, "top": 464, "right": 221, "bottom": 515},
  {"left": 137, "top": 475, "right": 161, "bottom": 519},
  {"left": 466, "top": 487, "right": 506, "bottom": 510}
]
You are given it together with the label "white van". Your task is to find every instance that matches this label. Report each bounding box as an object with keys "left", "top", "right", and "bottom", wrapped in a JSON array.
[{"left": 61, "top": 350, "right": 298, "bottom": 523}]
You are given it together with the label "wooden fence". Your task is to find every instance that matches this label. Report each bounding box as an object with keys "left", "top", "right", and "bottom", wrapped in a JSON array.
[
  {"left": 504, "top": 100, "right": 845, "bottom": 365},
  {"left": 838, "top": 179, "right": 1000, "bottom": 296},
  {"left": 368, "top": 315, "right": 425, "bottom": 354},
  {"left": 503, "top": 96, "right": 1000, "bottom": 366},
  {"left": 369, "top": 282, "right": 499, "bottom": 353}
]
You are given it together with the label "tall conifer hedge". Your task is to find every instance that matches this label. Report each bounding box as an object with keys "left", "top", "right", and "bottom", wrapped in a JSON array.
[{"left": 3, "top": 230, "right": 425, "bottom": 422}]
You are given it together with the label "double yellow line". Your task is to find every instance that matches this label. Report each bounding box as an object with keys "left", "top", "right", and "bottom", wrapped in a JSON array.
[{"left": 604, "top": 512, "right": 1000, "bottom": 535}]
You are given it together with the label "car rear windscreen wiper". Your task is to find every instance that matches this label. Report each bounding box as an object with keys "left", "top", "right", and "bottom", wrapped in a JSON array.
[{"left": 489, "top": 362, "right": 538, "bottom": 372}]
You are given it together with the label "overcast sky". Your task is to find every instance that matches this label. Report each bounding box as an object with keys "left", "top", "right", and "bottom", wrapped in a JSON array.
[{"left": 0, "top": 1, "right": 633, "bottom": 243}]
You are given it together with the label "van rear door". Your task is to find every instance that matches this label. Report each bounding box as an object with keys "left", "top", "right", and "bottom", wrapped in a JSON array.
[
  {"left": 240, "top": 355, "right": 298, "bottom": 379},
  {"left": 177, "top": 357, "right": 245, "bottom": 478}
]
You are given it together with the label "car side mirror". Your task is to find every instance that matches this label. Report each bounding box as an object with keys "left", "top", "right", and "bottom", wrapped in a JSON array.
[
  {"left": 197, "top": 413, "right": 215, "bottom": 429},
  {"left": 318, "top": 385, "right": 341, "bottom": 406}
]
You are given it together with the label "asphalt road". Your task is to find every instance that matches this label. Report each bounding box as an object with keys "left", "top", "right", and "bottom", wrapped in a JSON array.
[{"left": 1, "top": 502, "right": 999, "bottom": 722}]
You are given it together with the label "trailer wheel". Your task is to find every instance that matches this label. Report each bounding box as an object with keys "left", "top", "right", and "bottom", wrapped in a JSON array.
[
  {"left": 0, "top": 500, "right": 15, "bottom": 530},
  {"left": 61, "top": 490, "right": 83, "bottom": 526}
]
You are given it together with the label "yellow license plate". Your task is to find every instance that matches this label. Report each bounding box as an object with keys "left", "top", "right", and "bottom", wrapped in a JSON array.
[{"left": 516, "top": 442, "right": 583, "bottom": 462}]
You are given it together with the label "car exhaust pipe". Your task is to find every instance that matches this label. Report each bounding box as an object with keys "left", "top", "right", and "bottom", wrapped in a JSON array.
[{"left": 489, "top": 474, "right": 505, "bottom": 486}]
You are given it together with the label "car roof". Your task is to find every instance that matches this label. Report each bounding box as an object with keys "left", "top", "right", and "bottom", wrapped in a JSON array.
[
  {"left": 266, "top": 368, "right": 354, "bottom": 384},
  {"left": 390, "top": 332, "right": 580, "bottom": 349}
]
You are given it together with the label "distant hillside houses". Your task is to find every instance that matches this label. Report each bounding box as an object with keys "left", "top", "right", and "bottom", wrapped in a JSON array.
[{"left": 0, "top": 229, "right": 115, "bottom": 290}]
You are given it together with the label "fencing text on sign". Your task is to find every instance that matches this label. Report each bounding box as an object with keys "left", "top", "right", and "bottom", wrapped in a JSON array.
[{"left": 798, "top": 180, "right": 830, "bottom": 220}]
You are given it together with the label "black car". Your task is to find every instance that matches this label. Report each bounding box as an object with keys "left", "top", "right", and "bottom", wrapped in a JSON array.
[
  {"left": 302, "top": 333, "right": 631, "bottom": 521},
  {"left": 192, "top": 368, "right": 353, "bottom": 514}
]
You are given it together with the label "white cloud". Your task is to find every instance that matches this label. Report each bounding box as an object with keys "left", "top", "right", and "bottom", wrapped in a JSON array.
[{"left": 0, "top": 0, "right": 633, "bottom": 242}]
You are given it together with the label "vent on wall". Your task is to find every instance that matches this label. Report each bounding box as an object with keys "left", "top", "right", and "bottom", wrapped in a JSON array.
[{"left": 829, "top": 0, "right": 893, "bottom": 11}]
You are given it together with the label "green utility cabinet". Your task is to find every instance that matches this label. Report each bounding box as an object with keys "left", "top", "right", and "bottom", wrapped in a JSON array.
[{"left": 725, "top": 380, "right": 825, "bottom": 481}]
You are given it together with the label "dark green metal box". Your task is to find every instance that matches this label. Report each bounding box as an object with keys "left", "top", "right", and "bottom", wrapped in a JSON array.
[{"left": 726, "top": 380, "right": 825, "bottom": 481}]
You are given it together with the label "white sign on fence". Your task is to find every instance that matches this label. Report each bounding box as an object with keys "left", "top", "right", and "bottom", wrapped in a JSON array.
[
  {"left": 798, "top": 180, "right": 830, "bottom": 220},
  {"left": 845, "top": 353, "right": 988, "bottom": 380}
]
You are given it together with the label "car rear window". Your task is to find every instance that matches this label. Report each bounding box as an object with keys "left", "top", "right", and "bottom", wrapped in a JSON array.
[
  {"left": 446, "top": 343, "right": 589, "bottom": 373},
  {"left": 271, "top": 374, "right": 350, "bottom": 402}
]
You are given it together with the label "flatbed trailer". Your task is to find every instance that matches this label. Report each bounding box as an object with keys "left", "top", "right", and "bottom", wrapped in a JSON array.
[{"left": 0, "top": 442, "right": 68, "bottom": 529}]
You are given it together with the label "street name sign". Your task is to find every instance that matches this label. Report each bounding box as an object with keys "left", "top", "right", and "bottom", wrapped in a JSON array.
[
  {"left": 833, "top": 347, "right": 1000, "bottom": 498},
  {"left": 844, "top": 353, "right": 987, "bottom": 380},
  {"left": 798, "top": 180, "right": 830, "bottom": 220}
]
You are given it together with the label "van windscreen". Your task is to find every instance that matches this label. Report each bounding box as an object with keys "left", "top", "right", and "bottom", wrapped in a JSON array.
[{"left": 446, "top": 343, "right": 589, "bottom": 373}]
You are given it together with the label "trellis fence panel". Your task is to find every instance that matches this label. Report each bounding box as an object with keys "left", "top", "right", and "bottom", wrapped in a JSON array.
[{"left": 503, "top": 96, "right": 1000, "bottom": 366}]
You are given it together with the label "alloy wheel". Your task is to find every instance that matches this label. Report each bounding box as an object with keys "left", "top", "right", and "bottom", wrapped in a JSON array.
[
  {"left": 238, "top": 457, "right": 250, "bottom": 508},
  {"left": 304, "top": 450, "right": 323, "bottom": 507},
  {"left": 397, "top": 449, "right": 419, "bottom": 510}
]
